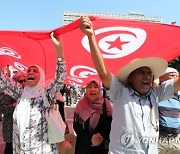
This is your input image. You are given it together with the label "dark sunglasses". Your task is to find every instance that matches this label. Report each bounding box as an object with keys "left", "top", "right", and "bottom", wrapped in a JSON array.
[{"left": 18, "top": 79, "right": 26, "bottom": 83}]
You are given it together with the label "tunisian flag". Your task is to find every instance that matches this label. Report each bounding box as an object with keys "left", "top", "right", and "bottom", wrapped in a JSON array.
[{"left": 0, "top": 16, "right": 180, "bottom": 86}]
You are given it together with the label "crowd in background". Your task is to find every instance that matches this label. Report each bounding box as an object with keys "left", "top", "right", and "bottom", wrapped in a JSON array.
[{"left": 59, "top": 83, "right": 111, "bottom": 107}]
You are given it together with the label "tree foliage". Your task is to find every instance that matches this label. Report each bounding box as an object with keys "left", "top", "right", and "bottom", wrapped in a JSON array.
[{"left": 169, "top": 57, "right": 180, "bottom": 72}]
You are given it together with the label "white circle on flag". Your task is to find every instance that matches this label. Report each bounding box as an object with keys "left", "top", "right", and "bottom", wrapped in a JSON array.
[
  {"left": 82, "top": 26, "right": 146, "bottom": 59},
  {"left": 70, "top": 65, "right": 97, "bottom": 78},
  {"left": 0, "top": 47, "right": 21, "bottom": 59},
  {"left": 14, "top": 62, "right": 27, "bottom": 72}
]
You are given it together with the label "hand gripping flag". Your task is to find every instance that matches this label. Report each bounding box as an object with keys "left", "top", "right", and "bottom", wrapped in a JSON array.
[{"left": 0, "top": 16, "right": 180, "bottom": 86}]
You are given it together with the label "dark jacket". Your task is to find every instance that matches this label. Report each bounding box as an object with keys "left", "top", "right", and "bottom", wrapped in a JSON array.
[{"left": 73, "top": 110, "right": 112, "bottom": 154}]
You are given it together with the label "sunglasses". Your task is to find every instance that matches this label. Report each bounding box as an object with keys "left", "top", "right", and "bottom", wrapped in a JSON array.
[{"left": 18, "top": 79, "right": 26, "bottom": 83}]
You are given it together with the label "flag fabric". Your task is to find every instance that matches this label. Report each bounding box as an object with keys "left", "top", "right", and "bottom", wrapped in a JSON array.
[{"left": 0, "top": 16, "right": 180, "bottom": 86}]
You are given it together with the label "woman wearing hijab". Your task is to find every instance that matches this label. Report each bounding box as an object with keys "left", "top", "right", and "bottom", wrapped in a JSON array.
[
  {"left": 73, "top": 79, "right": 113, "bottom": 154},
  {"left": 0, "top": 70, "right": 25, "bottom": 154},
  {"left": 0, "top": 32, "right": 66, "bottom": 153},
  {"left": 12, "top": 72, "right": 26, "bottom": 88}
]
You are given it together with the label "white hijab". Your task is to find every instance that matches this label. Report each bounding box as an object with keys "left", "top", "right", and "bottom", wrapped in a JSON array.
[{"left": 14, "top": 65, "right": 45, "bottom": 142}]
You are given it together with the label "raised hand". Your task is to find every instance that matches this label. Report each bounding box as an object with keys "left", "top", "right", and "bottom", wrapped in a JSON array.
[
  {"left": 50, "top": 32, "right": 64, "bottom": 59},
  {"left": 80, "top": 16, "right": 94, "bottom": 37}
]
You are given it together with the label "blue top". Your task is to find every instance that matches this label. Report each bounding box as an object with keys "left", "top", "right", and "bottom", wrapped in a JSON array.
[{"left": 158, "top": 90, "right": 180, "bottom": 134}]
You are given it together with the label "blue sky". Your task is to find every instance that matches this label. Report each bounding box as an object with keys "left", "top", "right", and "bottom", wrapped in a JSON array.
[{"left": 0, "top": 0, "right": 179, "bottom": 30}]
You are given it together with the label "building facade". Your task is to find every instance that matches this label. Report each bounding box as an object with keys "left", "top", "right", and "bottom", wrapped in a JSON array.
[{"left": 62, "top": 11, "right": 162, "bottom": 26}]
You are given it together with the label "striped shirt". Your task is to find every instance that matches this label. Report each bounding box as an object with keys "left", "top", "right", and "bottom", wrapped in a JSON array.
[{"left": 158, "top": 91, "right": 180, "bottom": 134}]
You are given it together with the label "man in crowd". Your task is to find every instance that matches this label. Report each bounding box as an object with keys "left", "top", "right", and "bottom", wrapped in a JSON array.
[
  {"left": 79, "top": 16, "right": 180, "bottom": 154},
  {"left": 158, "top": 67, "right": 180, "bottom": 154}
]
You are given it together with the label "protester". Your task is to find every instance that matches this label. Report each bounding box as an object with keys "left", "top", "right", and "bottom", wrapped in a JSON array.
[
  {"left": 0, "top": 68, "right": 25, "bottom": 154},
  {"left": 65, "top": 85, "right": 72, "bottom": 106},
  {"left": 79, "top": 16, "right": 180, "bottom": 154},
  {"left": 56, "top": 92, "right": 69, "bottom": 134},
  {"left": 158, "top": 67, "right": 180, "bottom": 154},
  {"left": 12, "top": 72, "right": 26, "bottom": 88},
  {"left": 60, "top": 84, "right": 66, "bottom": 96},
  {"left": 0, "top": 92, "right": 15, "bottom": 154},
  {"left": 0, "top": 32, "right": 66, "bottom": 153},
  {"left": 73, "top": 79, "right": 112, "bottom": 154}
]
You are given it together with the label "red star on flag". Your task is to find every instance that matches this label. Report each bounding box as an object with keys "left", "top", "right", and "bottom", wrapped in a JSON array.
[{"left": 106, "top": 36, "right": 129, "bottom": 50}]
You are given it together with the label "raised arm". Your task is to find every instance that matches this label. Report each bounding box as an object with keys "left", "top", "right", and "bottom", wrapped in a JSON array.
[
  {"left": 80, "top": 16, "right": 112, "bottom": 89},
  {"left": 45, "top": 32, "right": 66, "bottom": 101},
  {"left": 50, "top": 32, "right": 64, "bottom": 59}
]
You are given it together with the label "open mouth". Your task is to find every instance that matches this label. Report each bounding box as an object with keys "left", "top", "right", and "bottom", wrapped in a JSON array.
[
  {"left": 90, "top": 93, "right": 97, "bottom": 96},
  {"left": 142, "top": 82, "right": 149, "bottom": 85},
  {"left": 141, "top": 82, "right": 151, "bottom": 89},
  {"left": 141, "top": 80, "right": 151, "bottom": 87},
  {"left": 27, "top": 76, "right": 35, "bottom": 81}
]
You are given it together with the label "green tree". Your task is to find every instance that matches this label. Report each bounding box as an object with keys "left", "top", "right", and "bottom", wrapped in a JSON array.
[{"left": 169, "top": 57, "right": 180, "bottom": 72}]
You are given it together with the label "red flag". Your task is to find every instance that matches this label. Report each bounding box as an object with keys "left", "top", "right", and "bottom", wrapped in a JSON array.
[
  {"left": 0, "top": 16, "right": 180, "bottom": 86},
  {"left": 0, "top": 30, "right": 55, "bottom": 79}
]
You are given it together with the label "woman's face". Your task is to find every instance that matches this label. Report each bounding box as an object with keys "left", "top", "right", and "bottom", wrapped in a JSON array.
[
  {"left": 17, "top": 75, "right": 26, "bottom": 88},
  {"left": 86, "top": 81, "right": 100, "bottom": 101},
  {"left": 25, "top": 66, "right": 40, "bottom": 87}
]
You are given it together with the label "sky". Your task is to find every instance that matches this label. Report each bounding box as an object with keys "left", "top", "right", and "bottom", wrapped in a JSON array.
[{"left": 0, "top": 0, "right": 180, "bottom": 31}]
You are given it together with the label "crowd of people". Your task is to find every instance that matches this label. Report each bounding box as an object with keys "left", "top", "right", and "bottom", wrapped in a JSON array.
[
  {"left": 60, "top": 84, "right": 86, "bottom": 106},
  {"left": 0, "top": 16, "right": 179, "bottom": 154}
]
